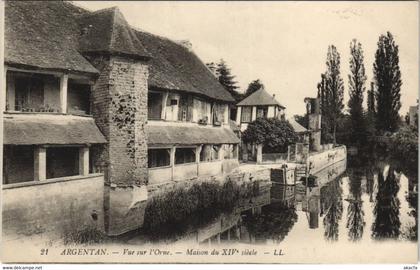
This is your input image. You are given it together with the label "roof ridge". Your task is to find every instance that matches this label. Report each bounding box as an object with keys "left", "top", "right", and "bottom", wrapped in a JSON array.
[
  {"left": 133, "top": 27, "right": 180, "bottom": 46},
  {"left": 65, "top": 1, "right": 92, "bottom": 14}
]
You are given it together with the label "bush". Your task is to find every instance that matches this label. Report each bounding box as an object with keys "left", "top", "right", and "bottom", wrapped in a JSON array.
[
  {"left": 143, "top": 179, "right": 257, "bottom": 231},
  {"left": 242, "top": 118, "right": 298, "bottom": 153},
  {"left": 390, "top": 126, "right": 418, "bottom": 172},
  {"left": 63, "top": 226, "right": 107, "bottom": 245}
]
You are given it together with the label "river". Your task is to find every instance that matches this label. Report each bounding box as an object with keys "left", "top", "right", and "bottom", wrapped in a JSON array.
[{"left": 122, "top": 155, "right": 417, "bottom": 249}]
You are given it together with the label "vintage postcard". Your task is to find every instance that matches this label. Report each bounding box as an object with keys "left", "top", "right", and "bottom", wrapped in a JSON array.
[{"left": 0, "top": 0, "right": 418, "bottom": 265}]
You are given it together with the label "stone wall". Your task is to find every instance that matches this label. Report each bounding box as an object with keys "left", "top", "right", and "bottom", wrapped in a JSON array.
[
  {"left": 88, "top": 55, "right": 149, "bottom": 235},
  {"left": 307, "top": 145, "right": 347, "bottom": 175},
  {"left": 2, "top": 174, "right": 104, "bottom": 241}
]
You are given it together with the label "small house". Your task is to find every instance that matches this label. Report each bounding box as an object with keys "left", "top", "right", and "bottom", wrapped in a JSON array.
[{"left": 235, "top": 87, "right": 285, "bottom": 131}]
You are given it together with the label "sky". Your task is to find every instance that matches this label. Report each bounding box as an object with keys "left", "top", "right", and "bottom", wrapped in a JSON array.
[{"left": 76, "top": 1, "right": 418, "bottom": 116}]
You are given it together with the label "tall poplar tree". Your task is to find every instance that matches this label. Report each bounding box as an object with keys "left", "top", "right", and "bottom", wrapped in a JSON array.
[
  {"left": 348, "top": 39, "right": 367, "bottom": 145},
  {"left": 317, "top": 45, "right": 344, "bottom": 144},
  {"left": 373, "top": 32, "right": 402, "bottom": 132}
]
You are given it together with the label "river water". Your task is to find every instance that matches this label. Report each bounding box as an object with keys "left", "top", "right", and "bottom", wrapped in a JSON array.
[{"left": 123, "top": 156, "right": 417, "bottom": 256}]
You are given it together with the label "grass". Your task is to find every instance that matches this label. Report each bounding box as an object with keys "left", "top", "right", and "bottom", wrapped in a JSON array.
[
  {"left": 62, "top": 225, "right": 107, "bottom": 245},
  {"left": 142, "top": 179, "right": 259, "bottom": 235}
]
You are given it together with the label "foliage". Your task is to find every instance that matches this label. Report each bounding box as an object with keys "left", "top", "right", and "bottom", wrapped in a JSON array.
[
  {"left": 242, "top": 118, "right": 299, "bottom": 153},
  {"left": 373, "top": 32, "right": 402, "bottom": 132},
  {"left": 143, "top": 179, "right": 258, "bottom": 231},
  {"left": 389, "top": 126, "right": 418, "bottom": 172},
  {"left": 244, "top": 79, "right": 264, "bottom": 98},
  {"left": 317, "top": 45, "right": 345, "bottom": 144},
  {"left": 294, "top": 114, "right": 308, "bottom": 129},
  {"left": 213, "top": 59, "right": 244, "bottom": 102},
  {"left": 348, "top": 39, "right": 367, "bottom": 145}
]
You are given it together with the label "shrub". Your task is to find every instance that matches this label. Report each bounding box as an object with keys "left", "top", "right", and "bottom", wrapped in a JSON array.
[
  {"left": 242, "top": 118, "right": 298, "bottom": 153},
  {"left": 143, "top": 179, "right": 258, "bottom": 231},
  {"left": 63, "top": 226, "right": 107, "bottom": 245},
  {"left": 390, "top": 126, "right": 418, "bottom": 172}
]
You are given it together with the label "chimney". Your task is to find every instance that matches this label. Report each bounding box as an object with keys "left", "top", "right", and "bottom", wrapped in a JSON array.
[{"left": 178, "top": 40, "right": 192, "bottom": 51}]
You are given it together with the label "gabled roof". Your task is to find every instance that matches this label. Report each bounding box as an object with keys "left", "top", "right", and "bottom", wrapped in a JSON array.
[
  {"left": 136, "top": 30, "right": 235, "bottom": 102},
  {"left": 237, "top": 87, "right": 285, "bottom": 108},
  {"left": 5, "top": 1, "right": 98, "bottom": 74},
  {"left": 5, "top": 1, "right": 234, "bottom": 102},
  {"left": 288, "top": 117, "right": 308, "bottom": 133},
  {"left": 78, "top": 7, "right": 150, "bottom": 59}
]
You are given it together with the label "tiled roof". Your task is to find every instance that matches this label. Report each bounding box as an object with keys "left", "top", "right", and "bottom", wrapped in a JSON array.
[
  {"left": 237, "top": 87, "right": 285, "bottom": 108},
  {"left": 136, "top": 30, "right": 235, "bottom": 102},
  {"left": 5, "top": 1, "right": 98, "bottom": 74},
  {"left": 3, "top": 114, "right": 107, "bottom": 145},
  {"left": 78, "top": 7, "right": 150, "bottom": 59},
  {"left": 147, "top": 125, "right": 240, "bottom": 145},
  {"left": 5, "top": 1, "right": 234, "bottom": 102},
  {"left": 288, "top": 117, "right": 308, "bottom": 133}
]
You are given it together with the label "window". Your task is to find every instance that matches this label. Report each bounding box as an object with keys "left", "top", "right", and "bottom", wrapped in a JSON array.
[
  {"left": 256, "top": 106, "right": 268, "bottom": 119},
  {"left": 68, "top": 81, "right": 91, "bottom": 115},
  {"left": 175, "top": 147, "right": 196, "bottom": 164},
  {"left": 177, "top": 95, "right": 193, "bottom": 122},
  {"left": 200, "top": 145, "right": 220, "bottom": 162},
  {"left": 148, "top": 148, "right": 170, "bottom": 168},
  {"left": 212, "top": 104, "right": 226, "bottom": 125},
  {"left": 3, "top": 145, "right": 35, "bottom": 184},
  {"left": 46, "top": 147, "right": 79, "bottom": 179},
  {"left": 165, "top": 93, "right": 179, "bottom": 121},
  {"left": 148, "top": 92, "right": 163, "bottom": 120},
  {"left": 194, "top": 98, "right": 211, "bottom": 123},
  {"left": 241, "top": 106, "right": 252, "bottom": 123},
  {"left": 6, "top": 72, "right": 63, "bottom": 112}
]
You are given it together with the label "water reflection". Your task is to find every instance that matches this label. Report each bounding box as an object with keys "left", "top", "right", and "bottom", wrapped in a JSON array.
[
  {"left": 321, "top": 180, "right": 343, "bottom": 241},
  {"left": 371, "top": 167, "right": 401, "bottom": 239},
  {"left": 242, "top": 204, "right": 298, "bottom": 244},
  {"left": 346, "top": 170, "right": 365, "bottom": 241},
  {"left": 124, "top": 156, "right": 417, "bottom": 246}
]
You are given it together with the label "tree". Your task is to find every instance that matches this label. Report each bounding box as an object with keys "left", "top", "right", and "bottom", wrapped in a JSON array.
[
  {"left": 366, "top": 82, "right": 377, "bottom": 137},
  {"left": 245, "top": 79, "right": 264, "bottom": 98},
  {"left": 317, "top": 74, "right": 333, "bottom": 143},
  {"left": 317, "top": 45, "right": 345, "bottom": 144},
  {"left": 242, "top": 118, "right": 298, "bottom": 153},
  {"left": 348, "top": 39, "right": 367, "bottom": 145},
  {"left": 373, "top": 32, "right": 402, "bottom": 132},
  {"left": 215, "top": 59, "right": 243, "bottom": 102}
]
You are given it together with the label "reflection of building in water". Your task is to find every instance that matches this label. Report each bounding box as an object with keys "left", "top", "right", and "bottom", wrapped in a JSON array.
[
  {"left": 293, "top": 159, "right": 346, "bottom": 230},
  {"left": 195, "top": 199, "right": 300, "bottom": 245}
]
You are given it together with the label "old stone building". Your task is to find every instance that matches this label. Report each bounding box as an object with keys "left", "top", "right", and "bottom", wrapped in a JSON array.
[{"left": 2, "top": 1, "right": 239, "bottom": 237}]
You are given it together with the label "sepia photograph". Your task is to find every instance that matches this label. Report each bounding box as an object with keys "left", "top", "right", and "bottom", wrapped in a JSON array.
[{"left": 0, "top": 0, "right": 418, "bottom": 266}]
